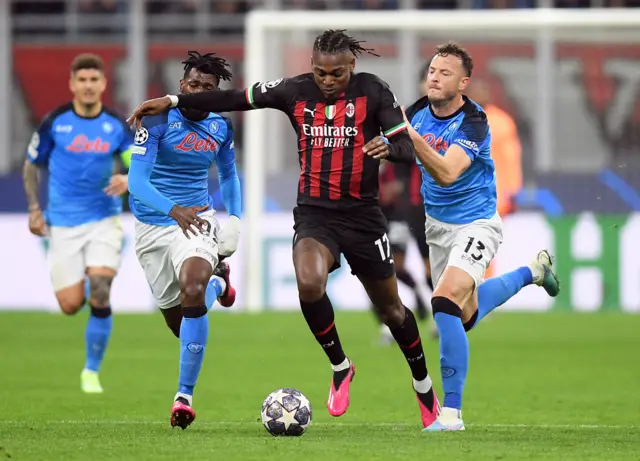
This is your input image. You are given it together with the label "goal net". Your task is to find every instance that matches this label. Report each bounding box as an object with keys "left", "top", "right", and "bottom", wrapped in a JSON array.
[{"left": 240, "top": 9, "right": 640, "bottom": 312}]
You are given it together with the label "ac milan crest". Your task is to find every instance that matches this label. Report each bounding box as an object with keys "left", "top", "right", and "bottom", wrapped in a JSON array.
[{"left": 346, "top": 102, "right": 355, "bottom": 118}]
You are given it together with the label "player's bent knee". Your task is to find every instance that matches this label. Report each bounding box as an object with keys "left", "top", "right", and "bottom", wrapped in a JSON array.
[
  {"left": 296, "top": 274, "right": 327, "bottom": 302},
  {"left": 295, "top": 263, "right": 328, "bottom": 302},
  {"left": 433, "top": 269, "right": 475, "bottom": 306},
  {"left": 180, "top": 281, "right": 207, "bottom": 307},
  {"left": 89, "top": 275, "right": 114, "bottom": 308},
  {"left": 57, "top": 297, "right": 85, "bottom": 315},
  {"left": 55, "top": 285, "right": 86, "bottom": 315}
]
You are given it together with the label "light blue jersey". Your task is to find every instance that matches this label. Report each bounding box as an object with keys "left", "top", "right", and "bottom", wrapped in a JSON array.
[
  {"left": 405, "top": 96, "right": 496, "bottom": 225},
  {"left": 128, "top": 108, "right": 240, "bottom": 226},
  {"left": 27, "top": 102, "right": 133, "bottom": 227}
]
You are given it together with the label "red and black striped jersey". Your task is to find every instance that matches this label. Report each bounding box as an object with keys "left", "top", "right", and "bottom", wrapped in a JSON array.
[{"left": 177, "top": 72, "right": 415, "bottom": 210}]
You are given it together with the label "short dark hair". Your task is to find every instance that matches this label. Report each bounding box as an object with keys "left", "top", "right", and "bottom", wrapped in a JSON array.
[
  {"left": 70, "top": 53, "right": 104, "bottom": 74},
  {"left": 434, "top": 42, "right": 473, "bottom": 77},
  {"left": 313, "top": 29, "right": 380, "bottom": 58},
  {"left": 182, "top": 51, "right": 233, "bottom": 82}
]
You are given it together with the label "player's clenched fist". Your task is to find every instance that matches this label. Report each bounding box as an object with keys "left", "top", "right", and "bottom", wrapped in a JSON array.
[
  {"left": 168, "top": 204, "right": 210, "bottom": 238},
  {"left": 28, "top": 209, "right": 47, "bottom": 237},
  {"left": 362, "top": 136, "right": 390, "bottom": 160},
  {"left": 218, "top": 215, "right": 241, "bottom": 258},
  {"left": 127, "top": 96, "right": 173, "bottom": 130}
]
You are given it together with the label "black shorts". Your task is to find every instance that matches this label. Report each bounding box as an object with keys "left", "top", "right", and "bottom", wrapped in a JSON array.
[
  {"left": 292, "top": 205, "right": 395, "bottom": 281},
  {"left": 387, "top": 207, "right": 430, "bottom": 258}
]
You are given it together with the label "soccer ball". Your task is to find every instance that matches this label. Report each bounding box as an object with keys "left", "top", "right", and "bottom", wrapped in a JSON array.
[{"left": 260, "top": 388, "right": 312, "bottom": 436}]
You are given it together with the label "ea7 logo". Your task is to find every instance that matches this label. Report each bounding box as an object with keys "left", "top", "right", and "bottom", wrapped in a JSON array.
[
  {"left": 169, "top": 122, "right": 182, "bottom": 129},
  {"left": 454, "top": 138, "right": 478, "bottom": 151},
  {"left": 54, "top": 124, "right": 72, "bottom": 133}
]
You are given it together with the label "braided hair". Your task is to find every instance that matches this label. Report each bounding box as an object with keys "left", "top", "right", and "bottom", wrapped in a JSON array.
[
  {"left": 181, "top": 51, "right": 233, "bottom": 82},
  {"left": 313, "top": 29, "right": 380, "bottom": 58}
]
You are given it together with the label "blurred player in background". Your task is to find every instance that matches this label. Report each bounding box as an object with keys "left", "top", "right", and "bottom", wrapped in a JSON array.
[
  {"left": 128, "top": 30, "right": 441, "bottom": 430},
  {"left": 465, "top": 78, "right": 522, "bottom": 219},
  {"left": 403, "top": 42, "right": 559, "bottom": 431},
  {"left": 375, "top": 160, "right": 431, "bottom": 345},
  {"left": 22, "top": 53, "right": 132, "bottom": 394},
  {"left": 127, "top": 51, "right": 240, "bottom": 430}
]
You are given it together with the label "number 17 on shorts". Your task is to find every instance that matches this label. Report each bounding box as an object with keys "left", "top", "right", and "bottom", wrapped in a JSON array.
[{"left": 374, "top": 233, "right": 394, "bottom": 264}]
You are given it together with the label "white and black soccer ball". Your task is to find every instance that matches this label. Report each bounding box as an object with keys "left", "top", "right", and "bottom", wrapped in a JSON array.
[{"left": 260, "top": 388, "right": 312, "bottom": 436}]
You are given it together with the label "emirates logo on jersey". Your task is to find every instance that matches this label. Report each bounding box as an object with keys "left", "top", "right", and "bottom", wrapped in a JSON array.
[
  {"left": 65, "top": 135, "right": 111, "bottom": 153},
  {"left": 174, "top": 132, "right": 219, "bottom": 152},
  {"left": 302, "top": 124, "right": 359, "bottom": 148}
]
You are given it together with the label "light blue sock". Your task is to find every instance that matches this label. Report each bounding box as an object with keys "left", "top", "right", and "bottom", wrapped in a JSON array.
[
  {"left": 473, "top": 267, "right": 533, "bottom": 328},
  {"left": 178, "top": 313, "right": 209, "bottom": 396},
  {"left": 433, "top": 307, "right": 469, "bottom": 410},
  {"left": 204, "top": 277, "right": 224, "bottom": 310},
  {"left": 84, "top": 307, "right": 113, "bottom": 372}
]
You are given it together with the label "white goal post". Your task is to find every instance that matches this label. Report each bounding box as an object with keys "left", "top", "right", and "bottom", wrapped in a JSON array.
[{"left": 241, "top": 8, "right": 640, "bottom": 311}]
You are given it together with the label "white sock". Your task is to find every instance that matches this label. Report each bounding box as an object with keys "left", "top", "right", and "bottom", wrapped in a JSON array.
[
  {"left": 331, "top": 357, "right": 350, "bottom": 372},
  {"left": 413, "top": 375, "right": 433, "bottom": 394},
  {"left": 211, "top": 275, "right": 227, "bottom": 295},
  {"left": 174, "top": 392, "right": 193, "bottom": 407}
]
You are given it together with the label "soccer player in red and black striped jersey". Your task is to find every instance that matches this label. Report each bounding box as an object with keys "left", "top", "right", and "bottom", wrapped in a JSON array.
[{"left": 128, "top": 31, "right": 440, "bottom": 428}]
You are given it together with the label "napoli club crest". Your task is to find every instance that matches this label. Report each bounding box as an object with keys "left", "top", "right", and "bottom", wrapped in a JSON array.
[
  {"left": 346, "top": 102, "right": 355, "bottom": 118},
  {"left": 209, "top": 120, "right": 219, "bottom": 134}
]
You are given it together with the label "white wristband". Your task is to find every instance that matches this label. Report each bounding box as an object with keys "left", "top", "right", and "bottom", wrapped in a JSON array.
[{"left": 167, "top": 94, "right": 179, "bottom": 108}]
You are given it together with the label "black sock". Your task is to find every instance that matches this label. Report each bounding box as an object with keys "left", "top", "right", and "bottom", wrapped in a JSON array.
[
  {"left": 463, "top": 310, "right": 479, "bottom": 332},
  {"left": 396, "top": 270, "right": 416, "bottom": 289},
  {"left": 89, "top": 304, "right": 112, "bottom": 318},
  {"left": 426, "top": 275, "right": 434, "bottom": 291},
  {"left": 389, "top": 307, "right": 428, "bottom": 382},
  {"left": 300, "top": 293, "right": 346, "bottom": 367}
]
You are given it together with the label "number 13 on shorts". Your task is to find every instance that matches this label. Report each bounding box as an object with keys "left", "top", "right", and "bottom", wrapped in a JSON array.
[{"left": 374, "top": 233, "right": 393, "bottom": 263}]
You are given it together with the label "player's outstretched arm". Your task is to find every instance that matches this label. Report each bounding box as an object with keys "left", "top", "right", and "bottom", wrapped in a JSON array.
[
  {"left": 127, "top": 79, "right": 290, "bottom": 130},
  {"left": 216, "top": 120, "right": 242, "bottom": 258},
  {"left": 401, "top": 106, "right": 481, "bottom": 187}
]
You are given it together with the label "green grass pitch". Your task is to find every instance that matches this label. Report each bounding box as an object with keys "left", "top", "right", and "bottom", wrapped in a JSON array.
[{"left": 0, "top": 311, "right": 639, "bottom": 460}]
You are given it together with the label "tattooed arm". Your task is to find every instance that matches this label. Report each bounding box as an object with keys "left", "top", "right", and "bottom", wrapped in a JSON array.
[
  {"left": 23, "top": 117, "right": 54, "bottom": 236},
  {"left": 23, "top": 160, "right": 47, "bottom": 236}
]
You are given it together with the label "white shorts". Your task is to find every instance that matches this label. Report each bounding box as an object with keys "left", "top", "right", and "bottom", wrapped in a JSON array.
[
  {"left": 425, "top": 213, "right": 503, "bottom": 289},
  {"left": 48, "top": 216, "right": 124, "bottom": 291},
  {"left": 134, "top": 210, "right": 220, "bottom": 309}
]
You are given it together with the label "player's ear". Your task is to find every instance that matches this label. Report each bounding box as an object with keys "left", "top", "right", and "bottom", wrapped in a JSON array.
[
  {"left": 179, "top": 79, "right": 185, "bottom": 93},
  {"left": 459, "top": 77, "right": 470, "bottom": 92}
]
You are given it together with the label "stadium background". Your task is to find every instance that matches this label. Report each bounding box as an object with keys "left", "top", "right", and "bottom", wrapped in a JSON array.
[{"left": 0, "top": 0, "right": 639, "bottom": 314}]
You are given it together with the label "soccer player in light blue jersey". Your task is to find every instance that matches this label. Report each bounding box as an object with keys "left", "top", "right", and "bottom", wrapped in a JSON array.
[
  {"left": 400, "top": 43, "right": 560, "bottom": 431},
  {"left": 127, "top": 51, "right": 241, "bottom": 430},
  {"left": 22, "top": 53, "right": 133, "bottom": 394}
]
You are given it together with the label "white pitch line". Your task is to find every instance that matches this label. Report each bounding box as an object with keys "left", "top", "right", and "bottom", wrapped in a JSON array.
[{"left": 0, "top": 420, "right": 637, "bottom": 429}]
